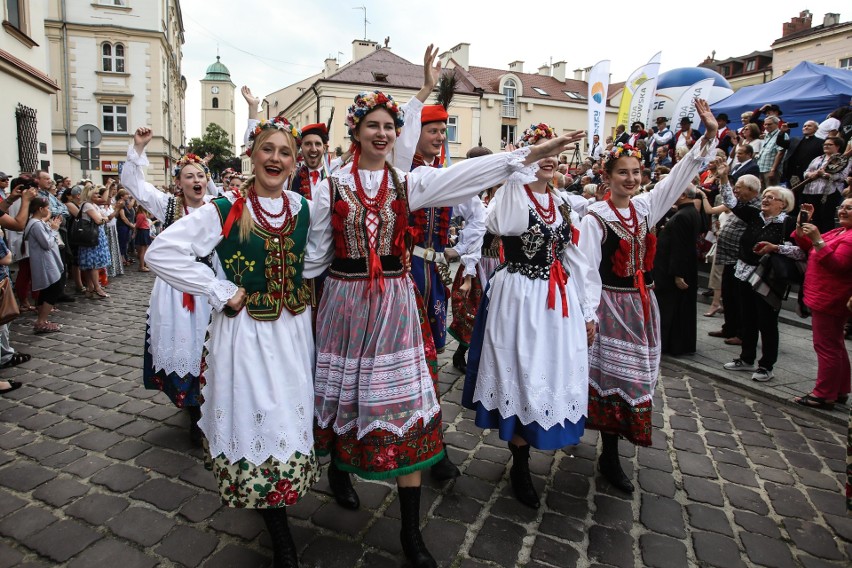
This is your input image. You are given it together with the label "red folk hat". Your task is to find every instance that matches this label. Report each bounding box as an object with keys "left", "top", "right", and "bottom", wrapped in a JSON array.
[
  {"left": 421, "top": 105, "right": 449, "bottom": 125},
  {"left": 300, "top": 123, "right": 328, "bottom": 142}
]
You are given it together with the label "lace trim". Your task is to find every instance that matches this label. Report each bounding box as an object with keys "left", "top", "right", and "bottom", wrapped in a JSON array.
[
  {"left": 208, "top": 280, "right": 239, "bottom": 311},
  {"left": 146, "top": 313, "right": 203, "bottom": 377},
  {"left": 316, "top": 398, "right": 441, "bottom": 440},
  {"left": 589, "top": 380, "right": 655, "bottom": 407}
]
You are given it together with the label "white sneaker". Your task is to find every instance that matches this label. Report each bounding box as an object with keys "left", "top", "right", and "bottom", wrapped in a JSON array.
[
  {"left": 751, "top": 367, "right": 774, "bottom": 382},
  {"left": 723, "top": 359, "right": 756, "bottom": 372}
]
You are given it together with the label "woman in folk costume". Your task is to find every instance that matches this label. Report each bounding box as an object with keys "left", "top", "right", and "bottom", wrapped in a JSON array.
[
  {"left": 308, "top": 83, "right": 580, "bottom": 568},
  {"left": 146, "top": 117, "right": 319, "bottom": 568},
  {"left": 578, "top": 99, "right": 718, "bottom": 493},
  {"left": 461, "top": 124, "right": 594, "bottom": 509},
  {"left": 120, "top": 128, "right": 220, "bottom": 445}
]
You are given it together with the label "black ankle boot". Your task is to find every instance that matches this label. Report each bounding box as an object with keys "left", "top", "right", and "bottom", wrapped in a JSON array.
[
  {"left": 452, "top": 345, "right": 468, "bottom": 373},
  {"left": 599, "top": 433, "right": 634, "bottom": 493},
  {"left": 187, "top": 406, "right": 203, "bottom": 447},
  {"left": 260, "top": 508, "right": 299, "bottom": 568},
  {"left": 508, "top": 442, "right": 539, "bottom": 509},
  {"left": 430, "top": 452, "right": 461, "bottom": 481},
  {"left": 398, "top": 486, "right": 437, "bottom": 568},
  {"left": 327, "top": 461, "right": 360, "bottom": 510}
]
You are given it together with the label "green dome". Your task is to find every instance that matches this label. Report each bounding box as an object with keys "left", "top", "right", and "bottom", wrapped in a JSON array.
[{"left": 204, "top": 56, "right": 230, "bottom": 81}]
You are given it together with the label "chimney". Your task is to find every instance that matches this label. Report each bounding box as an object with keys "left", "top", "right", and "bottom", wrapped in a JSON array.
[
  {"left": 537, "top": 64, "right": 551, "bottom": 76},
  {"left": 508, "top": 60, "right": 524, "bottom": 73},
  {"left": 782, "top": 10, "right": 812, "bottom": 37},
  {"left": 552, "top": 61, "right": 566, "bottom": 82},
  {"left": 352, "top": 39, "right": 378, "bottom": 62},
  {"left": 323, "top": 57, "right": 339, "bottom": 78},
  {"left": 573, "top": 68, "right": 584, "bottom": 81},
  {"left": 441, "top": 43, "right": 470, "bottom": 71},
  {"left": 823, "top": 13, "right": 840, "bottom": 26}
]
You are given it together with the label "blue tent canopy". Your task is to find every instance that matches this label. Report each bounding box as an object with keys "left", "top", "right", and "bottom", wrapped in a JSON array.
[{"left": 711, "top": 61, "right": 852, "bottom": 137}]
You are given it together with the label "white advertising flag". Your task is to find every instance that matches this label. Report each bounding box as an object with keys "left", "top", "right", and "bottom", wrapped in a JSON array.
[
  {"left": 587, "top": 60, "right": 610, "bottom": 145},
  {"left": 671, "top": 78, "right": 714, "bottom": 129}
]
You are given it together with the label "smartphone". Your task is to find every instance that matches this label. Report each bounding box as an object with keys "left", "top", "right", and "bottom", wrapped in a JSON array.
[{"left": 798, "top": 210, "right": 809, "bottom": 225}]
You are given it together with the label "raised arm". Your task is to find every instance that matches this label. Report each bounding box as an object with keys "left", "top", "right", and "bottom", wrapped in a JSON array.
[
  {"left": 120, "top": 127, "right": 171, "bottom": 221},
  {"left": 393, "top": 45, "right": 440, "bottom": 170}
]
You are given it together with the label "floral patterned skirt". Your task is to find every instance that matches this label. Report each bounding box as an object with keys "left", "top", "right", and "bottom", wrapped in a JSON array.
[
  {"left": 448, "top": 264, "right": 484, "bottom": 348},
  {"left": 585, "top": 389, "right": 654, "bottom": 446},
  {"left": 204, "top": 440, "right": 320, "bottom": 508}
]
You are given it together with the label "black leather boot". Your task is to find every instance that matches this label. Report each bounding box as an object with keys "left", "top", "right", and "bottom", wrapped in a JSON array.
[
  {"left": 327, "top": 461, "right": 360, "bottom": 510},
  {"left": 599, "top": 433, "right": 634, "bottom": 493},
  {"left": 398, "top": 486, "right": 437, "bottom": 568},
  {"left": 187, "top": 406, "right": 203, "bottom": 447},
  {"left": 452, "top": 345, "right": 468, "bottom": 373},
  {"left": 430, "top": 452, "right": 461, "bottom": 481},
  {"left": 508, "top": 442, "right": 539, "bottom": 509},
  {"left": 260, "top": 508, "right": 299, "bottom": 568}
]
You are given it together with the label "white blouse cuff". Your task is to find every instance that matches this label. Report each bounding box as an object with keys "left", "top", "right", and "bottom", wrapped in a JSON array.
[
  {"left": 461, "top": 257, "right": 478, "bottom": 277},
  {"left": 126, "top": 145, "right": 150, "bottom": 167},
  {"left": 208, "top": 279, "right": 239, "bottom": 311},
  {"left": 583, "top": 305, "right": 598, "bottom": 323}
]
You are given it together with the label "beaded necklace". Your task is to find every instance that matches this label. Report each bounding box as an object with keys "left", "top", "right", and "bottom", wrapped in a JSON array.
[
  {"left": 248, "top": 189, "right": 293, "bottom": 234},
  {"left": 525, "top": 185, "right": 557, "bottom": 225}
]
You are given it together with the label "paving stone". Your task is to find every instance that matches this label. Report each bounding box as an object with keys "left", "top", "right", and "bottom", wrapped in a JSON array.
[
  {"left": 733, "top": 510, "right": 782, "bottom": 539},
  {"left": 66, "top": 493, "right": 130, "bottom": 525},
  {"left": 710, "top": 447, "right": 749, "bottom": 467},
  {"left": 716, "top": 463, "right": 759, "bottom": 487},
  {"left": 64, "top": 454, "right": 111, "bottom": 478},
  {"left": 90, "top": 463, "right": 149, "bottom": 492},
  {"left": 672, "top": 431, "right": 705, "bottom": 454},
  {"left": 312, "top": 501, "right": 374, "bottom": 537},
  {"left": 682, "top": 475, "right": 724, "bottom": 506},
  {"left": 537, "top": 511, "right": 584, "bottom": 543},
  {"left": 134, "top": 447, "right": 197, "bottom": 477},
  {"left": 17, "top": 440, "right": 67, "bottom": 460},
  {"left": 765, "top": 483, "right": 816, "bottom": 520},
  {"left": 797, "top": 469, "right": 841, "bottom": 491},
  {"left": 640, "top": 533, "right": 688, "bottom": 568},
  {"left": 0, "top": 463, "right": 57, "bottom": 491},
  {"left": 209, "top": 507, "right": 265, "bottom": 540},
  {"left": 740, "top": 532, "right": 797, "bottom": 568},
  {"left": 298, "top": 534, "right": 361, "bottom": 567},
  {"left": 363, "top": 516, "right": 402, "bottom": 554},
  {"left": 640, "top": 494, "right": 685, "bottom": 538},
  {"left": 593, "top": 494, "right": 633, "bottom": 531},
  {"left": 686, "top": 504, "right": 734, "bottom": 536},
  {"left": 42, "top": 420, "right": 88, "bottom": 439},
  {"left": 465, "top": 458, "right": 505, "bottom": 482},
  {"left": 704, "top": 432, "right": 739, "bottom": 450},
  {"left": 422, "top": 517, "right": 467, "bottom": 565},
  {"left": 469, "top": 517, "right": 525, "bottom": 567},
  {"left": 71, "top": 430, "right": 123, "bottom": 451},
  {"left": 454, "top": 475, "right": 496, "bottom": 502},
  {"left": 530, "top": 534, "right": 580, "bottom": 567},
  {"left": 806, "top": 487, "right": 847, "bottom": 518},
  {"left": 724, "top": 485, "right": 769, "bottom": 515},
  {"left": 739, "top": 431, "right": 774, "bottom": 448},
  {"left": 0, "top": 506, "right": 56, "bottom": 540},
  {"left": 588, "top": 525, "right": 634, "bottom": 568},
  {"left": 203, "top": 543, "right": 268, "bottom": 568},
  {"left": 783, "top": 519, "right": 843, "bottom": 560},
  {"left": 31, "top": 476, "right": 89, "bottom": 507},
  {"left": 155, "top": 524, "right": 219, "bottom": 567},
  {"left": 676, "top": 451, "right": 715, "bottom": 478},
  {"left": 669, "top": 415, "right": 698, "bottom": 432},
  {"left": 179, "top": 492, "right": 223, "bottom": 523},
  {"left": 18, "top": 411, "right": 63, "bottom": 431},
  {"left": 105, "top": 439, "right": 150, "bottom": 461},
  {"left": 0, "top": 489, "right": 26, "bottom": 517},
  {"left": 692, "top": 532, "right": 746, "bottom": 568},
  {"left": 107, "top": 507, "right": 175, "bottom": 547},
  {"left": 21, "top": 519, "right": 102, "bottom": 563},
  {"left": 0, "top": 429, "right": 36, "bottom": 449},
  {"left": 67, "top": 539, "right": 158, "bottom": 568},
  {"left": 546, "top": 490, "right": 589, "bottom": 520},
  {"left": 0, "top": 542, "right": 23, "bottom": 568},
  {"left": 21, "top": 392, "right": 65, "bottom": 408},
  {"left": 0, "top": 405, "right": 38, "bottom": 423},
  {"left": 783, "top": 450, "right": 823, "bottom": 471},
  {"left": 179, "top": 462, "right": 220, "bottom": 492},
  {"left": 756, "top": 465, "right": 795, "bottom": 485},
  {"left": 434, "top": 492, "right": 485, "bottom": 524}
]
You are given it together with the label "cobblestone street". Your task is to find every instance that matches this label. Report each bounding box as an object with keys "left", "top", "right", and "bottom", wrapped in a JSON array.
[{"left": 0, "top": 270, "right": 850, "bottom": 567}]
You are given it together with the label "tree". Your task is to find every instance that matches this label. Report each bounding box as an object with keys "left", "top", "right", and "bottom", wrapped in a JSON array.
[{"left": 187, "top": 123, "right": 234, "bottom": 177}]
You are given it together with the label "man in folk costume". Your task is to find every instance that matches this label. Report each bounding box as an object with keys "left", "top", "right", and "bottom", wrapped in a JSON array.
[{"left": 408, "top": 78, "right": 486, "bottom": 481}]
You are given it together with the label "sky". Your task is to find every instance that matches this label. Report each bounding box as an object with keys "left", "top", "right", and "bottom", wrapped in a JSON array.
[{"left": 179, "top": 0, "right": 848, "bottom": 141}]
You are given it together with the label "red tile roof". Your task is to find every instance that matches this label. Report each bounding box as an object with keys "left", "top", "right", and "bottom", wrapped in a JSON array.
[{"left": 466, "top": 65, "right": 602, "bottom": 103}]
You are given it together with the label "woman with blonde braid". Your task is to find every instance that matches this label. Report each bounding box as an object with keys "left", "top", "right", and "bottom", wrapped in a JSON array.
[{"left": 120, "top": 129, "right": 219, "bottom": 445}]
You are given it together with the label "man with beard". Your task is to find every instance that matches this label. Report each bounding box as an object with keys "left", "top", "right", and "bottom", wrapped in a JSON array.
[{"left": 292, "top": 123, "right": 330, "bottom": 200}]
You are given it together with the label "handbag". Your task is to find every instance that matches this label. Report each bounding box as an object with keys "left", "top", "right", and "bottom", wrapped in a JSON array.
[
  {"left": 68, "top": 206, "right": 99, "bottom": 248},
  {"left": 0, "top": 278, "right": 20, "bottom": 326}
]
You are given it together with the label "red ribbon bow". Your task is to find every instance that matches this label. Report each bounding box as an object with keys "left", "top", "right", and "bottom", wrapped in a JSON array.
[
  {"left": 310, "top": 170, "right": 320, "bottom": 185},
  {"left": 546, "top": 259, "right": 569, "bottom": 318},
  {"left": 221, "top": 196, "right": 245, "bottom": 238},
  {"left": 366, "top": 249, "right": 386, "bottom": 296},
  {"left": 182, "top": 293, "right": 195, "bottom": 312},
  {"left": 634, "top": 270, "right": 650, "bottom": 320}
]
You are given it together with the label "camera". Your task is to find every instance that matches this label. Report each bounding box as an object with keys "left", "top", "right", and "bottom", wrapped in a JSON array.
[{"left": 786, "top": 122, "right": 799, "bottom": 128}]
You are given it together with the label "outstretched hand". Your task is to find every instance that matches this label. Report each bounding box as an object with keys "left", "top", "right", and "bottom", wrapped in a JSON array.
[
  {"left": 524, "top": 131, "right": 586, "bottom": 165},
  {"left": 241, "top": 86, "right": 260, "bottom": 108},
  {"left": 694, "top": 99, "right": 718, "bottom": 139},
  {"left": 415, "top": 44, "right": 442, "bottom": 103},
  {"left": 133, "top": 127, "right": 153, "bottom": 151}
]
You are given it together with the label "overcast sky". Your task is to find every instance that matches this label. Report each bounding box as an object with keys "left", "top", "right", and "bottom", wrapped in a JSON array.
[{"left": 179, "top": 0, "right": 847, "bottom": 142}]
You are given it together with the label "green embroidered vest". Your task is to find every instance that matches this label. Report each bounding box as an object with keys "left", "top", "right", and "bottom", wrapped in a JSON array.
[{"left": 213, "top": 196, "right": 311, "bottom": 321}]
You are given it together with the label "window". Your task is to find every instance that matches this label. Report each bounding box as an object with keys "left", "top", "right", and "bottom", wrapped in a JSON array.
[
  {"left": 447, "top": 116, "right": 458, "bottom": 142},
  {"left": 99, "top": 0, "right": 127, "bottom": 5},
  {"left": 6, "top": 0, "right": 22, "bottom": 29},
  {"left": 102, "top": 43, "right": 125, "bottom": 72},
  {"left": 745, "top": 60, "right": 756, "bottom": 71},
  {"left": 840, "top": 57, "right": 852, "bottom": 70},
  {"left": 501, "top": 124, "right": 516, "bottom": 147},
  {"left": 15, "top": 104, "right": 38, "bottom": 173},
  {"left": 532, "top": 87, "right": 549, "bottom": 96},
  {"left": 102, "top": 104, "right": 128, "bottom": 133},
  {"left": 212, "top": 97, "right": 219, "bottom": 109},
  {"left": 502, "top": 79, "right": 516, "bottom": 105},
  {"left": 563, "top": 91, "right": 582, "bottom": 99}
]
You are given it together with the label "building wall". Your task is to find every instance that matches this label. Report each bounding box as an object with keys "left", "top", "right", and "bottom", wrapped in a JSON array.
[
  {"left": 200, "top": 78, "right": 236, "bottom": 154},
  {"left": 0, "top": 0, "right": 57, "bottom": 176},
  {"left": 772, "top": 24, "right": 852, "bottom": 77},
  {"left": 46, "top": 0, "right": 185, "bottom": 186}
]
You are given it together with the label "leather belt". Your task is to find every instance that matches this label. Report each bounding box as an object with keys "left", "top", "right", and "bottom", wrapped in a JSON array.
[{"left": 412, "top": 245, "right": 447, "bottom": 264}]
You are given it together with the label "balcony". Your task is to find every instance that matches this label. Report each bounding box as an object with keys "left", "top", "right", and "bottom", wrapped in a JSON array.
[{"left": 501, "top": 104, "right": 517, "bottom": 118}]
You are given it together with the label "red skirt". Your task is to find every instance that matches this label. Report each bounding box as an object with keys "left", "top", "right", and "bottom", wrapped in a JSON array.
[
  {"left": 448, "top": 266, "right": 484, "bottom": 347},
  {"left": 585, "top": 388, "right": 654, "bottom": 446}
]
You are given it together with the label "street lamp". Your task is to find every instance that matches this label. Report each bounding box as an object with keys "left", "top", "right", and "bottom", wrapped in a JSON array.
[{"left": 178, "top": 144, "right": 186, "bottom": 156}]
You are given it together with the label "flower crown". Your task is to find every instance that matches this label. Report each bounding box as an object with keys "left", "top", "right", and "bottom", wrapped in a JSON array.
[
  {"left": 172, "top": 153, "right": 210, "bottom": 181},
  {"left": 604, "top": 143, "right": 643, "bottom": 165},
  {"left": 346, "top": 91, "right": 404, "bottom": 136},
  {"left": 520, "top": 123, "right": 556, "bottom": 147},
  {"left": 246, "top": 117, "right": 301, "bottom": 156}
]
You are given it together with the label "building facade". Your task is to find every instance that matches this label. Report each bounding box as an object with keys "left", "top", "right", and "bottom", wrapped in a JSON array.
[
  {"left": 0, "top": 1, "right": 60, "bottom": 177},
  {"left": 200, "top": 56, "right": 236, "bottom": 155},
  {"left": 771, "top": 11, "right": 852, "bottom": 77},
  {"left": 45, "top": 0, "right": 186, "bottom": 186}
]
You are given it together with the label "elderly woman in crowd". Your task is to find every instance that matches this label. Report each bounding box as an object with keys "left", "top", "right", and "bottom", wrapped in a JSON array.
[
  {"left": 718, "top": 166, "right": 803, "bottom": 383},
  {"left": 24, "top": 197, "right": 64, "bottom": 333},
  {"left": 78, "top": 185, "right": 121, "bottom": 298},
  {"left": 800, "top": 136, "right": 852, "bottom": 233},
  {"left": 788, "top": 198, "right": 852, "bottom": 409}
]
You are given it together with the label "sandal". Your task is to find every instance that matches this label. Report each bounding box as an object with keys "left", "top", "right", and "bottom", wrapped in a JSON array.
[
  {"left": 1, "top": 353, "right": 31, "bottom": 368},
  {"left": 792, "top": 394, "right": 835, "bottom": 410},
  {"left": 94, "top": 290, "right": 110, "bottom": 299},
  {"left": 20, "top": 305, "right": 36, "bottom": 313},
  {"left": 835, "top": 395, "right": 849, "bottom": 405},
  {"left": 0, "top": 380, "right": 22, "bottom": 395},
  {"left": 33, "top": 322, "right": 62, "bottom": 335}
]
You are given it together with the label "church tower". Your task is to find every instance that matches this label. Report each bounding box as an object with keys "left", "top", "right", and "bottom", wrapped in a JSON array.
[{"left": 200, "top": 56, "right": 236, "bottom": 154}]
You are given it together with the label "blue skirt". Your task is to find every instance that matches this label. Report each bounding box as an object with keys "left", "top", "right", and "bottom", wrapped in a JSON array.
[
  {"left": 461, "top": 284, "right": 585, "bottom": 451},
  {"left": 143, "top": 325, "right": 201, "bottom": 408},
  {"left": 410, "top": 255, "right": 448, "bottom": 352}
]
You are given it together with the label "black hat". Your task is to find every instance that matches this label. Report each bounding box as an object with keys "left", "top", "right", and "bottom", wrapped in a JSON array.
[
  {"left": 679, "top": 117, "right": 692, "bottom": 125},
  {"left": 766, "top": 104, "right": 783, "bottom": 115},
  {"left": 716, "top": 113, "right": 729, "bottom": 122},
  {"left": 656, "top": 116, "right": 668, "bottom": 123}
]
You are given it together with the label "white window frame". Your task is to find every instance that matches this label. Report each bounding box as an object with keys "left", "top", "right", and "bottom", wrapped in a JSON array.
[
  {"left": 102, "top": 42, "right": 125, "bottom": 73},
  {"left": 447, "top": 116, "right": 458, "bottom": 143},
  {"left": 840, "top": 57, "right": 852, "bottom": 70},
  {"left": 532, "top": 87, "right": 549, "bottom": 96},
  {"left": 745, "top": 59, "right": 756, "bottom": 72},
  {"left": 102, "top": 104, "right": 128, "bottom": 133}
]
